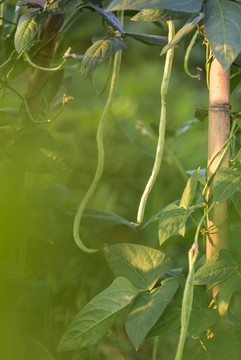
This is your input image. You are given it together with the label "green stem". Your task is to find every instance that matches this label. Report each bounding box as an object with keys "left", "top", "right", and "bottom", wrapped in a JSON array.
[
  {"left": 73, "top": 12, "right": 124, "bottom": 253},
  {"left": 152, "top": 337, "right": 159, "bottom": 360},
  {"left": 184, "top": 29, "right": 199, "bottom": 79},
  {"left": 202, "top": 121, "right": 237, "bottom": 203},
  {"left": 137, "top": 21, "right": 175, "bottom": 224}
]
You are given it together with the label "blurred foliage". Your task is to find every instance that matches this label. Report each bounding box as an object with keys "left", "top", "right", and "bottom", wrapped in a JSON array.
[{"left": 0, "top": 1, "right": 241, "bottom": 359}]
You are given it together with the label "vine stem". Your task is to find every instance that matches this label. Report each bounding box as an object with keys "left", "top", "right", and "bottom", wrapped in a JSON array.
[
  {"left": 174, "top": 202, "right": 215, "bottom": 360},
  {"left": 73, "top": 12, "right": 124, "bottom": 253},
  {"left": 137, "top": 21, "right": 175, "bottom": 224}
]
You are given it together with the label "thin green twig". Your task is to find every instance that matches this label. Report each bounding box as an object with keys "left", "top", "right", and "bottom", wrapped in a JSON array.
[
  {"left": 137, "top": 21, "right": 175, "bottom": 224},
  {"left": 73, "top": 11, "right": 124, "bottom": 253}
]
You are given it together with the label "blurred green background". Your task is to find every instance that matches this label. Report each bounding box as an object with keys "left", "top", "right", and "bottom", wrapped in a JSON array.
[{"left": 0, "top": 3, "right": 241, "bottom": 359}]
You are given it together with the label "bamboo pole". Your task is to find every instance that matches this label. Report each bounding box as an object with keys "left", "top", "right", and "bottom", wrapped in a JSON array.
[{"left": 206, "top": 57, "right": 230, "bottom": 263}]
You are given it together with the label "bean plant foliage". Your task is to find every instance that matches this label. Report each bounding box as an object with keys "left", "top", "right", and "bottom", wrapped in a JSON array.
[{"left": 0, "top": 0, "right": 241, "bottom": 359}]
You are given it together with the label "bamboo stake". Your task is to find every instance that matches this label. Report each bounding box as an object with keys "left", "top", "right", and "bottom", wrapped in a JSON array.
[{"left": 206, "top": 57, "right": 230, "bottom": 268}]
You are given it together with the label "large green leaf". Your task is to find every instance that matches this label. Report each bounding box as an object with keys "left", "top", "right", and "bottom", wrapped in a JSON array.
[
  {"left": 131, "top": 8, "right": 188, "bottom": 21},
  {"left": 81, "top": 37, "right": 127, "bottom": 79},
  {"left": 107, "top": 0, "right": 203, "bottom": 13},
  {"left": 194, "top": 249, "right": 238, "bottom": 285},
  {"left": 148, "top": 304, "right": 181, "bottom": 337},
  {"left": 204, "top": 0, "right": 241, "bottom": 70},
  {"left": 14, "top": 11, "right": 48, "bottom": 53},
  {"left": 105, "top": 243, "right": 172, "bottom": 290},
  {"left": 218, "top": 273, "right": 241, "bottom": 316},
  {"left": 188, "top": 308, "right": 219, "bottom": 336},
  {"left": 58, "top": 277, "right": 139, "bottom": 351},
  {"left": 161, "top": 13, "right": 204, "bottom": 56},
  {"left": 158, "top": 204, "right": 191, "bottom": 245},
  {"left": 213, "top": 167, "right": 241, "bottom": 202},
  {"left": 125, "top": 281, "right": 179, "bottom": 350}
]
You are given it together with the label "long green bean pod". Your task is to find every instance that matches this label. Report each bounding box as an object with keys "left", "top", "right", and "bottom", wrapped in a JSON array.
[
  {"left": 73, "top": 12, "right": 124, "bottom": 253},
  {"left": 137, "top": 21, "right": 175, "bottom": 224},
  {"left": 174, "top": 202, "right": 215, "bottom": 360}
]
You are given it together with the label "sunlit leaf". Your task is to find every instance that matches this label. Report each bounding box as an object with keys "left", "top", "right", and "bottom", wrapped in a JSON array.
[
  {"left": 218, "top": 273, "right": 241, "bottom": 316},
  {"left": 125, "top": 32, "right": 168, "bottom": 46},
  {"left": 14, "top": 11, "right": 48, "bottom": 53},
  {"left": 105, "top": 243, "right": 172, "bottom": 290},
  {"left": 107, "top": 0, "right": 203, "bottom": 13},
  {"left": 81, "top": 37, "right": 127, "bottom": 79},
  {"left": 204, "top": 0, "right": 241, "bottom": 70},
  {"left": 158, "top": 204, "right": 192, "bottom": 245},
  {"left": 161, "top": 13, "right": 204, "bottom": 55},
  {"left": 131, "top": 8, "right": 188, "bottom": 21},
  {"left": 194, "top": 249, "right": 238, "bottom": 285},
  {"left": 125, "top": 281, "right": 179, "bottom": 349},
  {"left": 213, "top": 167, "right": 241, "bottom": 202},
  {"left": 58, "top": 277, "right": 139, "bottom": 351}
]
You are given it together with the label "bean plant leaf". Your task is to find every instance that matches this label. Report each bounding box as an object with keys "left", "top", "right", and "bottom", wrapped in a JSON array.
[
  {"left": 158, "top": 204, "right": 192, "bottom": 245},
  {"left": 107, "top": 0, "right": 203, "bottom": 13},
  {"left": 148, "top": 304, "right": 181, "bottom": 337},
  {"left": 218, "top": 273, "right": 241, "bottom": 316},
  {"left": 81, "top": 37, "right": 127, "bottom": 79},
  {"left": 204, "top": 330, "right": 241, "bottom": 360},
  {"left": 204, "top": 0, "right": 241, "bottom": 70},
  {"left": 180, "top": 168, "right": 200, "bottom": 209},
  {"left": 194, "top": 106, "right": 208, "bottom": 121},
  {"left": 14, "top": 11, "right": 48, "bottom": 53},
  {"left": 213, "top": 167, "right": 241, "bottom": 202},
  {"left": 161, "top": 13, "right": 204, "bottom": 55},
  {"left": 178, "top": 168, "right": 199, "bottom": 236},
  {"left": 188, "top": 308, "right": 219, "bottom": 336},
  {"left": 124, "top": 32, "right": 168, "bottom": 46},
  {"left": 26, "top": 184, "right": 68, "bottom": 209},
  {"left": 58, "top": 277, "right": 139, "bottom": 351},
  {"left": 16, "top": 1, "right": 44, "bottom": 9},
  {"left": 82, "top": 6, "right": 125, "bottom": 33},
  {"left": 125, "top": 281, "right": 179, "bottom": 350},
  {"left": 28, "top": 210, "right": 57, "bottom": 244},
  {"left": 131, "top": 8, "right": 188, "bottom": 21},
  {"left": 194, "top": 249, "right": 238, "bottom": 285},
  {"left": 81, "top": 208, "right": 135, "bottom": 229},
  {"left": 105, "top": 243, "right": 172, "bottom": 290},
  {"left": 46, "top": 0, "right": 83, "bottom": 13},
  {"left": 232, "top": 191, "right": 241, "bottom": 216}
]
